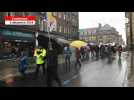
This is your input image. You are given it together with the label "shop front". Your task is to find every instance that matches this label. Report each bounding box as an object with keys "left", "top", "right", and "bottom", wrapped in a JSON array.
[{"left": 0, "top": 29, "right": 34, "bottom": 59}]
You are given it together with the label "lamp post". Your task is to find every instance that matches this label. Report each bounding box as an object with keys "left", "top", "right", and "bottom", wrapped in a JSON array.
[{"left": 35, "top": 31, "right": 38, "bottom": 47}]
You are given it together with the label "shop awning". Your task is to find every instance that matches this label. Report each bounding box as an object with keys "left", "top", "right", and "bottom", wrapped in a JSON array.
[{"left": 0, "top": 29, "right": 34, "bottom": 42}]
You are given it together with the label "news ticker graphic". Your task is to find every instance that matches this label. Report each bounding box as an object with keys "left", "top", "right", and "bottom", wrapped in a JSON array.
[{"left": 4, "top": 16, "right": 36, "bottom": 25}]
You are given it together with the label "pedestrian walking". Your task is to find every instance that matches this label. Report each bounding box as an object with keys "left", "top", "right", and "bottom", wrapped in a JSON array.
[
  {"left": 63, "top": 44, "right": 72, "bottom": 72},
  {"left": 75, "top": 48, "right": 81, "bottom": 70},
  {"left": 118, "top": 45, "right": 122, "bottom": 58},
  {"left": 84, "top": 46, "right": 90, "bottom": 60},
  {"left": 46, "top": 43, "right": 62, "bottom": 87},
  {"left": 90, "top": 45, "right": 95, "bottom": 59},
  {"left": 80, "top": 47, "right": 85, "bottom": 61},
  {"left": 34, "top": 45, "right": 46, "bottom": 78},
  {"left": 100, "top": 45, "right": 105, "bottom": 59},
  {"left": 104, "top": 45, "right": 108, "bottom": 58},
  {"left": 18, "top": 49, "right": 28, "bottom": 78},
  {"left": 95, "top": 45, "right": 99, "bottom": 60},
  {"left": 107, "top": 45, "right": 112, "bottom": 63}
]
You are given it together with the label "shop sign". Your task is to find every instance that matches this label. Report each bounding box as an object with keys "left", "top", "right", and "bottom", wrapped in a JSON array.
[{"left": 0, "top": 29, "right": 33, "bottom": 38}]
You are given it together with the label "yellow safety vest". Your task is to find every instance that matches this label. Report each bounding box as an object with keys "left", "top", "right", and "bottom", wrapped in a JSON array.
[{"left": 34, "top": 48, "right": 46, "bottom": 64}]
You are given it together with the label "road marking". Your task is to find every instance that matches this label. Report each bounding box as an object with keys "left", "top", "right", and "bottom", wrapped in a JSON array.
[{"left": 63, "top": 75, "right": 79, "bottom": 85}]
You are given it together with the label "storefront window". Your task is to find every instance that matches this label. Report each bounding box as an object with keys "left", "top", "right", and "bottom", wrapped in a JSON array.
[{"left": 0, "top": 29, "right": 34, "bottom": 59}]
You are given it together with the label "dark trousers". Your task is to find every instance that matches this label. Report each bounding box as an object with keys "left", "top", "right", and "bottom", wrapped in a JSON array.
[
  {"left": 46, "top": 66, "right": 61, "bottom": 87},
  {"left": 96, "top": 52, "right": 99, "bottom": 59},
  {"left": 75, "top": 58, "right": 81, "bottom": 69},
  {"left": 65, "top": 56, "right": 71, "bottom": 72},
  {"left": 91, "top": 51, "right": 94, "bottom": 58},
  {"left": 35, "top": 63, "right": 46, "bottom": 76},
  {"left": 86, "top": 53, "right": 89, "bottom": 60},
  {"left": 81, "top": 53, "right": 85, "bottom": 61}
]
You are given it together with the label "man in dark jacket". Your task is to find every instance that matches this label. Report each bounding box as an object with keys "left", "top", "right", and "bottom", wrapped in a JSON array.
[
  {"left": 100, "top": 45, "right": 105, "bottom": 59},
  {"left": 46, "top": 43, "right": 62, "bottom": 87},
  {"left": 95, "top": 45, "right": 99, "bottom": 60}
]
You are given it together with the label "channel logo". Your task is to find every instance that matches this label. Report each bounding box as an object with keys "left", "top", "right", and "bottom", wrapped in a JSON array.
[{"left": 4, "top": 16, "right": 36, "bottom": 25}]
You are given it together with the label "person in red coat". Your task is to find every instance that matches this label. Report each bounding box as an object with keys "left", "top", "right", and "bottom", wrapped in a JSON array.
[{"left": 75, "top": 48, "right": 81, "bottom": 70}]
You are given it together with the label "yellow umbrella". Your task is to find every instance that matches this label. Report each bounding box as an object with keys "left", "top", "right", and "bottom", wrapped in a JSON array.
[{"left": 70, "top": 40, "right": 87, "bottom": 49}]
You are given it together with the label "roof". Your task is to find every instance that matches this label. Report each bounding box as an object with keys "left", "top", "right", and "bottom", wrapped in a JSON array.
[
  {"left": 79, "top": 24, "right": 119, "bottom": 35},
  {"left": 79, "top": 27, "right": 98, "bottom": 35}
]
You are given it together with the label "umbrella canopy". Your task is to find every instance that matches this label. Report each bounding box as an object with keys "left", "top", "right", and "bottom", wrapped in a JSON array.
[
  {"left": 37, "top": 35, "right": 64, "bottom": 54},
  {"left": 70, "top": 40, "right": 87, "bottom": 49}
]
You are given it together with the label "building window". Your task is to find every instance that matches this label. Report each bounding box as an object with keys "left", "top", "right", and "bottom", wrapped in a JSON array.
[
  {"left": 5, "top": 12, "right": 10, "bottom": 16},
  {"left": 67, "top": 13, "right": 70, "bottom": 20},
  {"left": 58, "top": 12, "right": 62, "bottom": 18},
  {"left": 61, "top": 26, "right": 63, "bottom": 33},
  {"left": 59, "top": 25, "right": 62, "bottom": 32},
  {"left": 64, "top": 27, "right": 65, "bottom": 33},
  {"left": 6, "top": 12, "right": 15, "bottom": 16},
  {"left": 53, "top": 12, "right": 57, "bottom": 16},
  {"left": 14, "top": 12, "right": 23, "bottom": 16},
  {"left": 22, "top": 12, "right": 25, "bottom": 16},
  {"left": 64, "top": 14, "right": 66, "bottom": 20},
  {"left": 41, "top": 19, "right": 44, "bottom": 31},
  {"left": 63, "top": 12, "right": 66, "bottom": 20},
  {"left": 39, "top": 18, "right": 42, "bottom": 30},
  {"left": 25, "top": 12, "right": 31, "bottom": 16},
  {"left": 68, "top": 28, "right": 70, "bottom": 33},
  {"left": 67, "top": 27, "right": 68, "bottom": 33},
  {"left": 65, "top": 27, "right": 67, "bottom": 33},
  {"left": 10, "top": 12, "right": 15, "bottom": 16},
  {"left": 41, "top": 12, "right": 45, "bottom": 14}
]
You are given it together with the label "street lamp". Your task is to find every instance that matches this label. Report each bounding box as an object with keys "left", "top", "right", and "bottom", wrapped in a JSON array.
[{"left": 35, "top": 31, "right": 38, "bottom": 47}]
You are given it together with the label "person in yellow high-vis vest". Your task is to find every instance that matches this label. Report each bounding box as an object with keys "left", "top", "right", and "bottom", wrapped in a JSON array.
[{"left": 34, "top": 45, "right": 46, "bottom": 78}]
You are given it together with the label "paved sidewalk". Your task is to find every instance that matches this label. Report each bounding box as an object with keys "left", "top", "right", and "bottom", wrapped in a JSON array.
[{"left": 123, "top": 51, "right": 134, "bottom": 87}]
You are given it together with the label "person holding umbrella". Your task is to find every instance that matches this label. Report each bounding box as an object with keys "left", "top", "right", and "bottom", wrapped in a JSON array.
[
  {"left": 46, "top": 41, "right": 62, "bottom": 87},
  {"left": 75, "top": 47, "right": 81, "bottom": 70}
]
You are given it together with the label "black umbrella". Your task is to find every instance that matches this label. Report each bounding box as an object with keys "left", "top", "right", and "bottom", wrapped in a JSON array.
[{"left": 37, "top": 35, "right": 64, "bottom": 54}]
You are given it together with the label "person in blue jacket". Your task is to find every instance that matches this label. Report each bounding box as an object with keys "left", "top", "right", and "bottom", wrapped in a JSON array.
[{"left": 18, "top": 49, "right": 28, "bottom": 77}]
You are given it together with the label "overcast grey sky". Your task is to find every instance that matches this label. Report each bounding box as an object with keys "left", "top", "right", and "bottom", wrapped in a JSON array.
[{"left": 79, "top": 12, "right": 126, "bottom": 43}]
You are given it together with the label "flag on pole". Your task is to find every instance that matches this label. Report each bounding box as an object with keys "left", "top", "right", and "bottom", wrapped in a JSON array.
[{"left": 47, "top": 12, "right": 57, "bottom": 32}]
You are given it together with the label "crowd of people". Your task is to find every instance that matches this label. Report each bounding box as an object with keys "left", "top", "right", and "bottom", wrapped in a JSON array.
[
  {"left": 11, "top": 46, "right": 34, "bottom": 58},
  {"left": 63, "top": 43, "right": 123, "bottom": 70},
  {"left": 81, "top": 44, "right": 122, "bottom": 60},
  {"left": 16, "top": 40, "right": 123, "bottom": 87}
]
